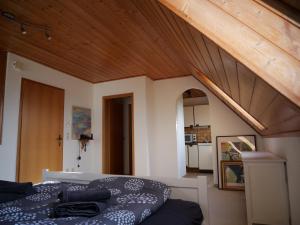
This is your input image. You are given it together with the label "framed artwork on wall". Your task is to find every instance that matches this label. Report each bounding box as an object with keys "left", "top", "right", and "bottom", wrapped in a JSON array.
[
  {"left": 221, "top": 160, "right": 245, "bottom": 191},
  {"left": 72, "top": 106, "right": 91, "bottom": 140},
  {"left": 216, "top": 135, "right": 256, "bottom": 189}
]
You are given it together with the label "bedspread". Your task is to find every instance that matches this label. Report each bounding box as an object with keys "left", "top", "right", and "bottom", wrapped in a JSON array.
[{"left": 0, "top": 177, "right": 171, "bottom": 225}]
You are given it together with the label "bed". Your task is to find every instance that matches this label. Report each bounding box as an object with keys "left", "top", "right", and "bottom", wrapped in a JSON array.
[{"left": 0, "top": 170, "right": 209, "bottom": 225}]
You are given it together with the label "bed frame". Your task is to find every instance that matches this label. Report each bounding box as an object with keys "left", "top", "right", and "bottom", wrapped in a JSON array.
[{"left": 43, "top": 170, "right": 210, "bottom": 225}]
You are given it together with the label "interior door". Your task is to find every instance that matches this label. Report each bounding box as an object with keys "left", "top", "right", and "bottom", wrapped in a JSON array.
[
  {"left": 107, "top": 100, "right": 124, "bottom": 174},
  {"left": 18, "top": 79, "right": 64, "bottom": 183}
]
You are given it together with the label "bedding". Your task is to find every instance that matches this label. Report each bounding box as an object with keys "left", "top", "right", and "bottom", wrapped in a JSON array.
[
  {"left": 58, "top": 188, "right": 111, "bottom": 203},
  {"left": 0, "top": 177, "right": 171, "bottom": 225},
  {"left": 141, "top": 199, "right": 203, "bottom": 225},
  {"left": 0, "top": 181, "right": 36, "bottom": 203},
  {"left": 53, "top": 201, "right": 107, "bottom": 218}
]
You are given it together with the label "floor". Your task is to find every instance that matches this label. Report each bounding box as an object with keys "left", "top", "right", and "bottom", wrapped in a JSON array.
[{"left": 185, "top": 172, "right": 247, "bottom": 225}]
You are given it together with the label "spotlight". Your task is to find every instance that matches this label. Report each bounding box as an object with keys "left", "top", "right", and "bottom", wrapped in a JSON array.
[
  {"left": 20, "top": 24, "right": 27, "bottom": 35},
  {"left": 45, "top": 31, "right": 52, "bottom": 40}
]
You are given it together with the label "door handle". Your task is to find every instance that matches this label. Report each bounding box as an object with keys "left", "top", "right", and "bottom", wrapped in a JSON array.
[{"left": 57, "top": 134, "right": 63, "bottom": 147}]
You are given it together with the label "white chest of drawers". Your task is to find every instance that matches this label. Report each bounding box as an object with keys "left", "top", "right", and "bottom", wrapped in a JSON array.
[{"left": 242, "top": 152, "right": 290, "bottom": 225}]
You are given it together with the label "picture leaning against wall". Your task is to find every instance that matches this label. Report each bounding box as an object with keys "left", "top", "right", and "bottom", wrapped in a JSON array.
[{"left": 216, "top": 135, "right": 256, "bottom": 189}]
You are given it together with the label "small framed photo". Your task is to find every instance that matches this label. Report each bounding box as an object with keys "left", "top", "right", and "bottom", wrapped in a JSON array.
[
  {"left": 221, "top": 160, "right": 244, "bottom": 191},
  {"left": 216, "top": 135, "right": 256, "bottom": 188},
  {"left": 72, "top": 106, "right": 91, "bottom": 140}
]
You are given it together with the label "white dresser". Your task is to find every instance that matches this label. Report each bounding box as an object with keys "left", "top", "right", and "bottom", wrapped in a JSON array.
[{"left": 241, "top": 152, "right": 290, "bottom": 225}]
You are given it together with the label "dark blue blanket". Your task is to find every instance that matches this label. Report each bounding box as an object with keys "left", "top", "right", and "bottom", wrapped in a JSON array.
[
  {"left": 0, "top": 177, "right": 171, "bottom": 225},
  {"left": 0, "top": 180, "right": 36, "bottom": 203},
  {"left": 58, "top": 188, "right": 111, "bottom": 203}
]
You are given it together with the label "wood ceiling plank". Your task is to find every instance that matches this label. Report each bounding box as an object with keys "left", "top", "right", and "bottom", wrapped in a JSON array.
[
  {"left": 0, "top": 1, "right": 144, "bottom": 78},
  {"left": 159, "top": 6, "right": 206, "bottom": 73},
  {"left": 219, "top": 49, "right": 240, "bottom": 104},
  {"left": 209, "top": 0, "right": 300, "bottom": 61},
  {"left": 203, "top": 36, "right": 231, "bottom": 96},
  {"left": 259, "top": 95, "right": 299, "bottom": 127},
  {"left": 254, "top": 0, "right": 300, "bottom": 27},
  {"left": 237, "top": 62, "right": 256, "bottom": 111},
  {"left": 159, "top": 0, "right": 300, "bottom": 108},
  {"left": 103, "top": 2, "right": 184, "bottom": 77},
  {"left": 133, "top": 0, "right": 196, "bottom": 76},
  {"left": 172, "top": 15, "right": 210, "bottom": 75},
  {"left": 57, "top": 0, "right": 167, "bottom": 77},
  {"left": 263, "top": 115, "right": 300, "bottom": 135},
  {"left": 0, "top": 30, "right": 131, "bottom": 81},
  {"left": 188, "top": 27, "right": 219, "bottom": 85},
  {"left": 116, "top": 0, "right": 188, "bottom": 74},
  {"left": 0, "top": 35, "right": 99, "bottom": 82},
  {"left": 250, "top": 78, "right": 278, "bottom": 119}
]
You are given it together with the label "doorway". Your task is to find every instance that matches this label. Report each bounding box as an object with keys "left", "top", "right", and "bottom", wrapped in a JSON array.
[
  {"left": 102, "top": 93, "right": 134, "bottom": 175},
  {"left": 181, "top": 89, "right": 213, "bottom": 176},
  {"left": 17, "top": 79, "right": 64, "bottom": 183}
]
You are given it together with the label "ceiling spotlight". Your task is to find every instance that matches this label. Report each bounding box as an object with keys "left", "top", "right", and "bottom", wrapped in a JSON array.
[
  {"left": 20, "top": 24, "right": 27, "bottom": 35},
  {"left": 45, "top": 31, "right": 52, "bottom": 41}
]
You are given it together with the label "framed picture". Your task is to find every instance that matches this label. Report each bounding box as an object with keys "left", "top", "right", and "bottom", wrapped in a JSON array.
[
  {"left": 72, "top": 106, "right": 91, "bottom": 140},
  {"left": 216, "top": 135, "right": 256, "bottom": 188},
  {"left": 221, "top": 160, "right": 244, "bottom": 191}
]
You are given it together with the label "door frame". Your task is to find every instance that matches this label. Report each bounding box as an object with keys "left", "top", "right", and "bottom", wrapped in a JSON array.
[
  {"left": 102, "top": 93, "right": 134, "bottom": 175},
  {"left": 16, "top": 78, "right": 65, "bottom": 182}
]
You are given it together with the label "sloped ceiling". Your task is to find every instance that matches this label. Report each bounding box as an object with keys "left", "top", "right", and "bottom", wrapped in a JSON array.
[{"left": 0, "top": 0, "right": 299, "bottom": 136}]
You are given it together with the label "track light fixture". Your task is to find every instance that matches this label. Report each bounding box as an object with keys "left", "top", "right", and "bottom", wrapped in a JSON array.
[
  {"left": 1, "top": 10, "right": 52, "bottom": 40},
  {"left": 45, "top": 31, "right": 52, "bottom": 40},
  {"left": 20, "top": 24, "right": 27, "bottom": 35}
]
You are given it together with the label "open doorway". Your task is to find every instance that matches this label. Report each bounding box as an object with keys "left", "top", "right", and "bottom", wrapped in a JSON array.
[
  {"left": 102, "top": 93, "right": 134, "bottom": 175},
  {"left": 182, "top": 89, "right": 213, "bottom": 177}
]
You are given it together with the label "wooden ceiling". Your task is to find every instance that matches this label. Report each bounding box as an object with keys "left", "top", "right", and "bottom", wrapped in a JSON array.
[{"left": 0, "top": 0, "right": 299, "bottom": 136}]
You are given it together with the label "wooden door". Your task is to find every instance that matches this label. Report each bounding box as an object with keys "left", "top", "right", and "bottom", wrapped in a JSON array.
[
  {"left": 128, "top": 103, "right": 133, "bottom": 175},
  {"left": 108, "top": 100, "right": 124, "bottom": 175},
  {"left": 18, "top": 79, "right": 64, "bottom": 183}
]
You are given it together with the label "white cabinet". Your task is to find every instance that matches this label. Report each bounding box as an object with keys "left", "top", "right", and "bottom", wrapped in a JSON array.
[
  {"left": 198, "top": 144, "right": 213, "bottom": 170},
  {"left": 185, "top": 145, "right": 189, "bottom": 167},
  {"left": 194, "top": 105, "right": 210, "bottom": 126},
  {"left": 184, "top": 106, "right": 194, "bottom": 127},
  {"left": 242, "top": 152, "right": 290, "bottom": 225},
  {"left": 188, "top": 145, "right": 198, "bottom": 168}
]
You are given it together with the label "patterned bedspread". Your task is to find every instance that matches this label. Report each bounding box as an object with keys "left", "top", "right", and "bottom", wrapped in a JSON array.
[{"left": 0, "top": 177, "right": 171, "bottom": 225}]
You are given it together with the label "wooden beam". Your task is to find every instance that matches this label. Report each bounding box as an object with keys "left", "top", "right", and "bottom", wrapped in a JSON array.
[
  {"left": 254, "top": 0, "right": 300, "bottom": 28},
  {"left": 191, "top": 66, "right": 265, "bottom": 134},
  {"left": 209, "top": 0, "right": 300, "bottom": 61},
  {"left": 159, "top": 0, "right": 300, "bottom": 108}
]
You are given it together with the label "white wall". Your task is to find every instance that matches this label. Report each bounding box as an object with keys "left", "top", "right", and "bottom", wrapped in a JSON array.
[
  {"left": 92, "top": 76, "right": 151, "bottom": 176},
  {"left": 194, "top": 104, "right": 210, "bottom": 126},
  {"left": 0, "top": 53, "right": 93, "bottom": 181},
  {"left": 263, "top": 137, "right": 300, "bottom": 225},
  {"left": 150, "top": 76, "right": 263, "bottom": 182},
  {"left": 0, "top": 55, "right": 263, "bottom": 183},
  {"left": 176, "top": 95, "right": 186, "bottom": 177}
]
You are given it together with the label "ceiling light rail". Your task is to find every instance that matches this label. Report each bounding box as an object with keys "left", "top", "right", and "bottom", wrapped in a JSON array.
[{"left": 0, "top": 10, "right": 52, "bottom": 40}]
